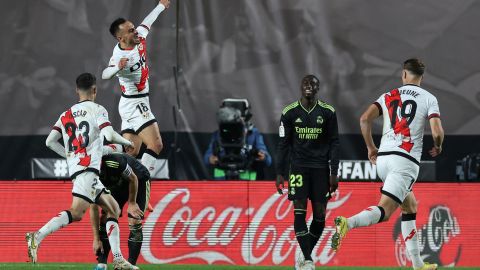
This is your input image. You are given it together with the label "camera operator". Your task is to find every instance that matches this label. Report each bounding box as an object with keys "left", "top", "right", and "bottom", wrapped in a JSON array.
[{"left": 203, "top": 99, "right": 272, "bottom": 180}]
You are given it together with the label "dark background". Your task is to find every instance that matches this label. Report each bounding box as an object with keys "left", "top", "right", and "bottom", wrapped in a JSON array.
[{"left": 1, "top": 0, "right": 479, "bottom": 180}]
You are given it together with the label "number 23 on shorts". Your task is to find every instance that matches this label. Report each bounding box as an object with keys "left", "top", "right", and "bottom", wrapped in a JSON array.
[{"left": 289, "top": 174, "right": 303, "bottom": 187}]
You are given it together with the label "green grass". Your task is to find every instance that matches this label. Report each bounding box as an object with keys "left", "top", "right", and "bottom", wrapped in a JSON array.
[{"left": 1, "top": 263, "right": 479, "bottom": 270}]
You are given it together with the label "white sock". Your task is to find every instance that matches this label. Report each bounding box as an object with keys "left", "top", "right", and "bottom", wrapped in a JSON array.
[
  {"left": 401, "top": 214, "right": 423, "bottom": 268},
  {"left": 36, "top": 210, "right": 72, "bottom": 243},
  {"left": 347, "top": 206, "right": 384, "bottom": 229},
  {"left": 106, "top": 218, "right": 123, "bottom": 260},
  {"left": 141, "top": 150, "right": 157, "bottom": 173}
]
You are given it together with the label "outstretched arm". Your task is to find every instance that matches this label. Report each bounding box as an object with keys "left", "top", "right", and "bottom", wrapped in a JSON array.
[
  {"left": 137, "top": 0, "right": 170, "bottom": 37},
  {"left": 101, "top": 126, "right": 133, "bottom": 147},
  {"left": 360, "top": 104, "right": 381, "bottom": 164},
  {"left": 45, "top": 129, "right": 66, "bottom": 158}
]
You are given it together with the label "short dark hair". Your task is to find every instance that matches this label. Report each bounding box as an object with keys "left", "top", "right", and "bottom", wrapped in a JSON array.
[
  {"left": 76, "top": 73, "right": 96, "bottom": 91},
  {"left": 109, "top": 18, "right": 127, "bottom": 37},
  {"left": 302, "top": 74, "right": 320, "bottom": 90},
  {"left": 403, "top": 58, "right": 425, "bottom": 77}
]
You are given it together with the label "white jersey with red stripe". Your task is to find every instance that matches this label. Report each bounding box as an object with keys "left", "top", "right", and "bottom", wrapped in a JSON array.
[
  {"left": 375, "top": 84, "right": 440, "bottom": 162},
  {"left": 108, "top": 25, "right": 150, "bottom": 96},
  {"left": 52, "top": 101, "right": 111, "bottom": 178}
]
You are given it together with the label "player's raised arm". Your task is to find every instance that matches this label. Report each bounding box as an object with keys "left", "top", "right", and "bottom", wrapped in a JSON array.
[
  {"left": 137, "top": 0, "right": 170, "bottom": 38},
  {"left": 45, "top": 119, "right": 66, "bottom": 158}
]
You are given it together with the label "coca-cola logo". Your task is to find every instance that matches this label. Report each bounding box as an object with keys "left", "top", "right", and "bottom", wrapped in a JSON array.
[
  {"left": 141, "top": 188, "right": 351, "bottom": 265},
  {"left": 393, "top": 205, "right": 462, "bottom": 267}
]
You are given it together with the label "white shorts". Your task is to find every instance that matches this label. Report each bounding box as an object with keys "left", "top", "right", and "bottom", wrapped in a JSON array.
[
  {"left": 72, "top": 171, "right": 107, "bottom": 203},
  {"left": 376, "top": 155, "right": 419, "bottom": 204},
  {"left": 119, "top": 96, "right": 157, "bottom": 134}
]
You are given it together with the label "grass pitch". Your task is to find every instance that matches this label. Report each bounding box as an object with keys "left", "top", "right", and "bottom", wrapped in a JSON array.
[{"left": 1, "top": 263, "right": 479, "bottom": 270}]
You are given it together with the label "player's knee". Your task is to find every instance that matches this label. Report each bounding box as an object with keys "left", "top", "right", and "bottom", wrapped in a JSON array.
[
  {"left": 105, "top": 205, "right": 121, "bottom": 219},
  {"left": 128, "top": 223, "right": 143, "bottom": 242},
  {"left": 381, "top": 208, "right": 395, "bottom": 222},
  {"left": 126, "top": 145, "right": 140, "bottom": 157},
  {"left": 312, "top": 213, "right": 326, "bottom": 224},
  {"left": 69, "top": 209, "right": 86, "bottom": 222},
  {"left": 293, "top": 209, "right": 308, "bottom": 232},
  {"left": 112, "top": 206, "right": 121, "bottom": 219},
  {"left": 150, "top": 140, "right": 163, "bottom": 154},
  {"left": 401, "top": 201, "right": 417, "bottom": 214}
]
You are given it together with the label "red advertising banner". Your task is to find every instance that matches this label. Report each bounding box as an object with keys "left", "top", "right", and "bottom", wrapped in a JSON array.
[{"left": 0, "top": 181, "right": 479, "bottom": 267}]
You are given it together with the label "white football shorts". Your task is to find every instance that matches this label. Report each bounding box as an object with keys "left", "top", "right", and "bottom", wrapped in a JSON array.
[
  {"left": 376, "top": 155, "right": 419, "bottom": 204},
  {"left": 72, "top": 171, "right": 107, "bottom": 203},
  {"left": 118, "top": 96, "right": 157, "bottom": 134}
]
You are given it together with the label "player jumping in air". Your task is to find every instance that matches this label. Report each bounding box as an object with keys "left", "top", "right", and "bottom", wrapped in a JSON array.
[{"left": 102, "top": 0, "right": 170, "bottom": 176}]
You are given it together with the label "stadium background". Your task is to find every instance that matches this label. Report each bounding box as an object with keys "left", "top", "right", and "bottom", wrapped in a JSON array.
[{"left": 0, "top": 0, "right": 479, "bottom": 268}]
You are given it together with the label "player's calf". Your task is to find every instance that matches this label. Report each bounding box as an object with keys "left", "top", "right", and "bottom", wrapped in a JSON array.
[{"left": 128, "top": 223, "right": 143, "bottom": 265}]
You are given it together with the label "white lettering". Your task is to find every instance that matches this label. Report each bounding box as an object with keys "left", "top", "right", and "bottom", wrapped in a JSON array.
[
  {"left": 206, "top": 207, "right": 242, "bottom": 245},
  {"left": 141, "top": 188, "right": 353, "bottom": 266},
  {"left": 142, "top": 189, "right": 235, "bottom": 264},
  {"left": 163, "top": 206, "right": 190, "bottom": 245},
  {"left": 241, "top": 193, "right": 279, "bottom": 264},
  {"left": 364, "top": 162, "right": 376, "bottom": 179},
  {"left": 187, "top": 207, "right": 215, "bottom": 246},
  {"left": 342, "top": 162, "right": 352, "bottom": 179},
  {"left": 351, "top": 162, "right": 363, "bottom": 179}
]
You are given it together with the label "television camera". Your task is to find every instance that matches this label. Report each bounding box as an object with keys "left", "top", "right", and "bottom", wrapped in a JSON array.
[{"left": 213, "top": 99, "right": 258, "bottom": 180}]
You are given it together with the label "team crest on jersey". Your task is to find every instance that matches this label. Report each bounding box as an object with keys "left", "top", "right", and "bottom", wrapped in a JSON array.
[
  {"left": 317, "top": 116, "right": 323, "bottom": 124},
  {"left": 279, "top": 122, "right": 285, "bottom": 137}
]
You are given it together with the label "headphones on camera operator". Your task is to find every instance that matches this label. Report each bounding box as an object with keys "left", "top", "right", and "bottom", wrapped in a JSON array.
[{"left": 213, "top": 98, "right": 258, "bottom": 180}]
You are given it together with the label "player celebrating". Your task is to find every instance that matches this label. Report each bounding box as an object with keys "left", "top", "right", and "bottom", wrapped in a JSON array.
[
  {"left": 91, "top": 151, "right": 150, "bottom": 270},
  {"left": 26, "top": 73, "right": 139, "bottom": 270},
  {"left": 331, "top": 59, "right": 444, "bottom": 270},
  {"left": 276, "top": 75, "right": 340, "bottom": 270},
  {"left": 102, "top": 0, "right": 170, "bottom": 175}
]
